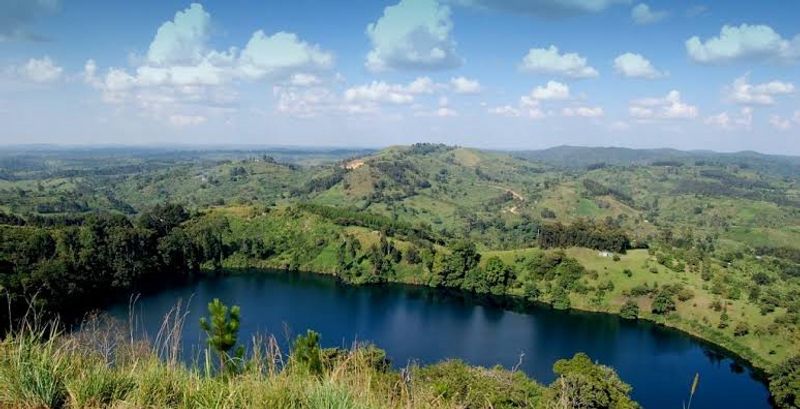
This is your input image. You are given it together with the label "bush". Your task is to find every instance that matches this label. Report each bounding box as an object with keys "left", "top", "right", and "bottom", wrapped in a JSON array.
[
  {"left": 651, "top": 289, "right": 676, "bottom": 315},
  {"left": 733, "top": 322, "right": 750, "bottom": 337},
  {"left": 770, "top": 356, "right": 800, "bottom": 409},
  {"left": 620, "top": 300, "right": 639, "bottom": 320},
  {"left": 548, "top": 353, "right": 639, "bottom": 409}
]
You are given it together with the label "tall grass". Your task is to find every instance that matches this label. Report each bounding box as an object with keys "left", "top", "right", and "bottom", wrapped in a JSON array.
[{"left": 0, "top": 306, "right": 552, "bottom": 409}]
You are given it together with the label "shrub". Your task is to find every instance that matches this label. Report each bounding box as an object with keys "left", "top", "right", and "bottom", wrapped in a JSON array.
[
  {"left": 620, "top": 300, "right": 640, "bottom": 320},
  {"left": 733, "top": 322, "right": 750, "bottom": 337},
  {"left": 770, "top": 356, "right": 800, "bottom": 409}
]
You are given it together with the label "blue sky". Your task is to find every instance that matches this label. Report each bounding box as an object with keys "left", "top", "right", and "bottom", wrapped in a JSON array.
[{"left": 1, "top": 0, "right": 799, "bottom": 154}]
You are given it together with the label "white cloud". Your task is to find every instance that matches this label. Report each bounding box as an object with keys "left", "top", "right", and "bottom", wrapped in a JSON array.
[
  {"left": 629, "top": 90, "right": 698, "bottom": 120},
  {"left": 416, "top": 96, "right": 458, "bottom": 117},
  {"left": 520, "top": 45, "right": 598, "bottom": 78},
  {"left": 83, "top": 59, "right": 98, "bottom": 84},
  {"left": 450, "top": 76, "right": 481, "bottom": 94},
  {"left": 0, "top": 0, "right": 60, "bottom": 42},
  {"left": 238, "top": 31, "right": 333, "bottom": 79},
  {"left": 562, "top": 106, "right": 604, "bottom": 117},
  {"left": 705, "top": 107, "right": 752, "bottom": 130},
  {"left": 686, "top": 24, "right": 800, "bottom": 64},
  {"left": 273, "top": 85, "right": 338, "bottom": 117},
  {"left": 613, "top": 52, "right": 665, "bottom": 79},
  {"left": 488, "top": 100, "right": 546, "bottom": 119},
  {"left": 17, "top": 56, "right": 62, "bottom": 82},
  {"left": 87, "top": 3, "right": 333, "bottom": 124},
  {"left": 365, "top": 0, "right": 462, "bottom": 72},
  {"left": 795, "top": 110, "right": 800, "bottom": 124},
  {"left": 452, "top": 0, "right": 630, "bottom": 18},
  {"left": 169, "top": 114, "right": 207, "bottom": 127},
  {"left": 289, "top": 73, "right": 322, "bottom": 87},
  {"left": 725, "top": 75, "right": 794, "bottom": 105},
  {"left": 488, "top": 105, "right": 521, "bottom": 117},
  {"left": 146, "top": 3, "right": 211, "bottom": 65},
  {"left": 769, "top": 115, "right": 791, "bottom": 131},
  {"left": 529, "top": 80, "right": 570, "bottom": 100},
  {"left": 631, "top": 3, "right": 668, "bottom": 25},
  {"left": 407, "top": 76, "right": 437, "bottom": 93},
  {"left": 272, "top": 76, "right": 450, "bottom": 118},
  {"left": 489, "top": 83, "right": 571, "bottom": 119},
  {"left": 343, "top": 77, "right": 436, "bottom": 112}
]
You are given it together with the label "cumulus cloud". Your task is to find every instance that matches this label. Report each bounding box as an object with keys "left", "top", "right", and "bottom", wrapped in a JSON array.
[
  {"left": 520, "top": 45, "right": 598, "bottom": 78},
  {"left": 629, "top": 90, "right": 698, "bottom": 120},
  {"left": 488, "top": 100, "right": 546, "bottom": 119},
  {"left": 16, "top": 56, "right": 62, "bottom": 83},
  {"left": 146, "top": 3, "right": 211, "bottom": 65},
  {"left": 705, "top": 107, "right": 752, "bottom": 130},
  {"left": 630, "top": 3, "right": 668, "bottom": 25},
  {"left": 562, "top": 106, "right": 604, "bottom": 117},
  {"left": 450, "top": 76, "right": 481, "bottom": 94},
  {"left": 365, "top": 0, "right": 462, "bottom": 72},
  {"left": 725, "top": 75, "right": 794, "bottom": 105},
  {"left": 239, "top": 31, "right": 333, "bottom": 79},
  {"left": 87, "top": 3, "right": 334, "bottom": 124},
  {"left": 452, "top": 0, "right": 630, "bottom": 18},
  {"left": 529, "top": 81, "right": 570, "bottom": 100},
  {"left": 613, "top": 52, "right": 665, "bottom": 79},
  {"left": 0, "top": 0, "right": 59, "bottom": 42},
  {"left": 488, "top": 81, "right": 574, "bottom": 119},
  {"left": 686, "top": 24, "right": 800, "bottom": 64},
  {"left": 343, "top": 77, "right": 434, "bottom": 104}
]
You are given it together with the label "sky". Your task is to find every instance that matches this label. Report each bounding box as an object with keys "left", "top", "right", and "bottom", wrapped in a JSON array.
[{"left": 1, "top": 0, "right": 799, "bottom": 154}]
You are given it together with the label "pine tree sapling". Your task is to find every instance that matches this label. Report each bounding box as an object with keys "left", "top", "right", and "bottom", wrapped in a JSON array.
[{"left": 199, "top": 298, "right": 244, "bottom": 374}]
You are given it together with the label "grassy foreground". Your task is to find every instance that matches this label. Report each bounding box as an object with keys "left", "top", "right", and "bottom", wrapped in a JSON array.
[{"left": 0, "top": 315, "right": 641, "bottom": 409}]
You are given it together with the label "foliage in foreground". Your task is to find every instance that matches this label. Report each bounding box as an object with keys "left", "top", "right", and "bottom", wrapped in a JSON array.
[{"left": 0, "top": 316, "right": 641, "bottom": 409}]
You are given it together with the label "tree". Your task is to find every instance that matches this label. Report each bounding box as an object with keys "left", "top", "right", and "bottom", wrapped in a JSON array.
[
  {"left": 431, "top": 241, "right": 480, "bottom": 288},
  {"left": 548, "top": 353, "right": 640, "bottom": 409},
  {"left": 137, "top": 203, "right": 189, "bottom": 237},
  {"left": 551, "top": 286, "right": 571, "bottom": 310},
  {"left": 620, "top": 300, "right": 639, "bottom": 320},
  {"left": 651, "top": 289, "right": 675, "bottom": 315},
  {"left": 465, "top": 256, "right": 516, "bottom": 295},
  {"left": 770, "top": 356, "right": 800, "bottom": 409},
  {"left": 292, "top": 330, "right": 323, "bottom": 375},
  {"left": 199, "top": 298, "right": 244, "bottom": 374}
]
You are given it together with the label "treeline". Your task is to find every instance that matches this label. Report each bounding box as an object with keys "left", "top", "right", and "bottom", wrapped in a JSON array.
[
  {"left": 291, "top": 168, "right": 346, "bottom": 196},
  {"left": 582, "top": 179, "right": 635, "bottom": 206},
  {"left": 0, "top": 204, "right": 226, "bottom": 324},
  {"left": 297, "top": 203, "right": 441, "bottom": 244},
  {"left": 674, "top": 180, "right": 793, "bottom": 207},
  {"left": 538, "top": 219, "right": 631, "bottom": 253}
]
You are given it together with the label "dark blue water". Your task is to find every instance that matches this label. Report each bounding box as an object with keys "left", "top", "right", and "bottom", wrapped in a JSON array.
[{"left": 106, "top": 271, "right": 772, "bottom": 409}]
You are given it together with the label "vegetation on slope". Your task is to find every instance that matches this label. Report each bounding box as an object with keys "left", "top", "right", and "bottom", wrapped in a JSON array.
[{"left": 1, "top": 143, "right": 800, "bottom": 406}]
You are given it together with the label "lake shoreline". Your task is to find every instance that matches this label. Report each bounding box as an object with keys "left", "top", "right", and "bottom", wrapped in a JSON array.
[{"left": 207, "top": 266, "right": 774, "bottom": 389}]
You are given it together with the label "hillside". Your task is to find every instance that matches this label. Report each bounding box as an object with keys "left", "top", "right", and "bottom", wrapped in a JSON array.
[{"left": 1, "top": 143, "right": 799, "bottom": 403}]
